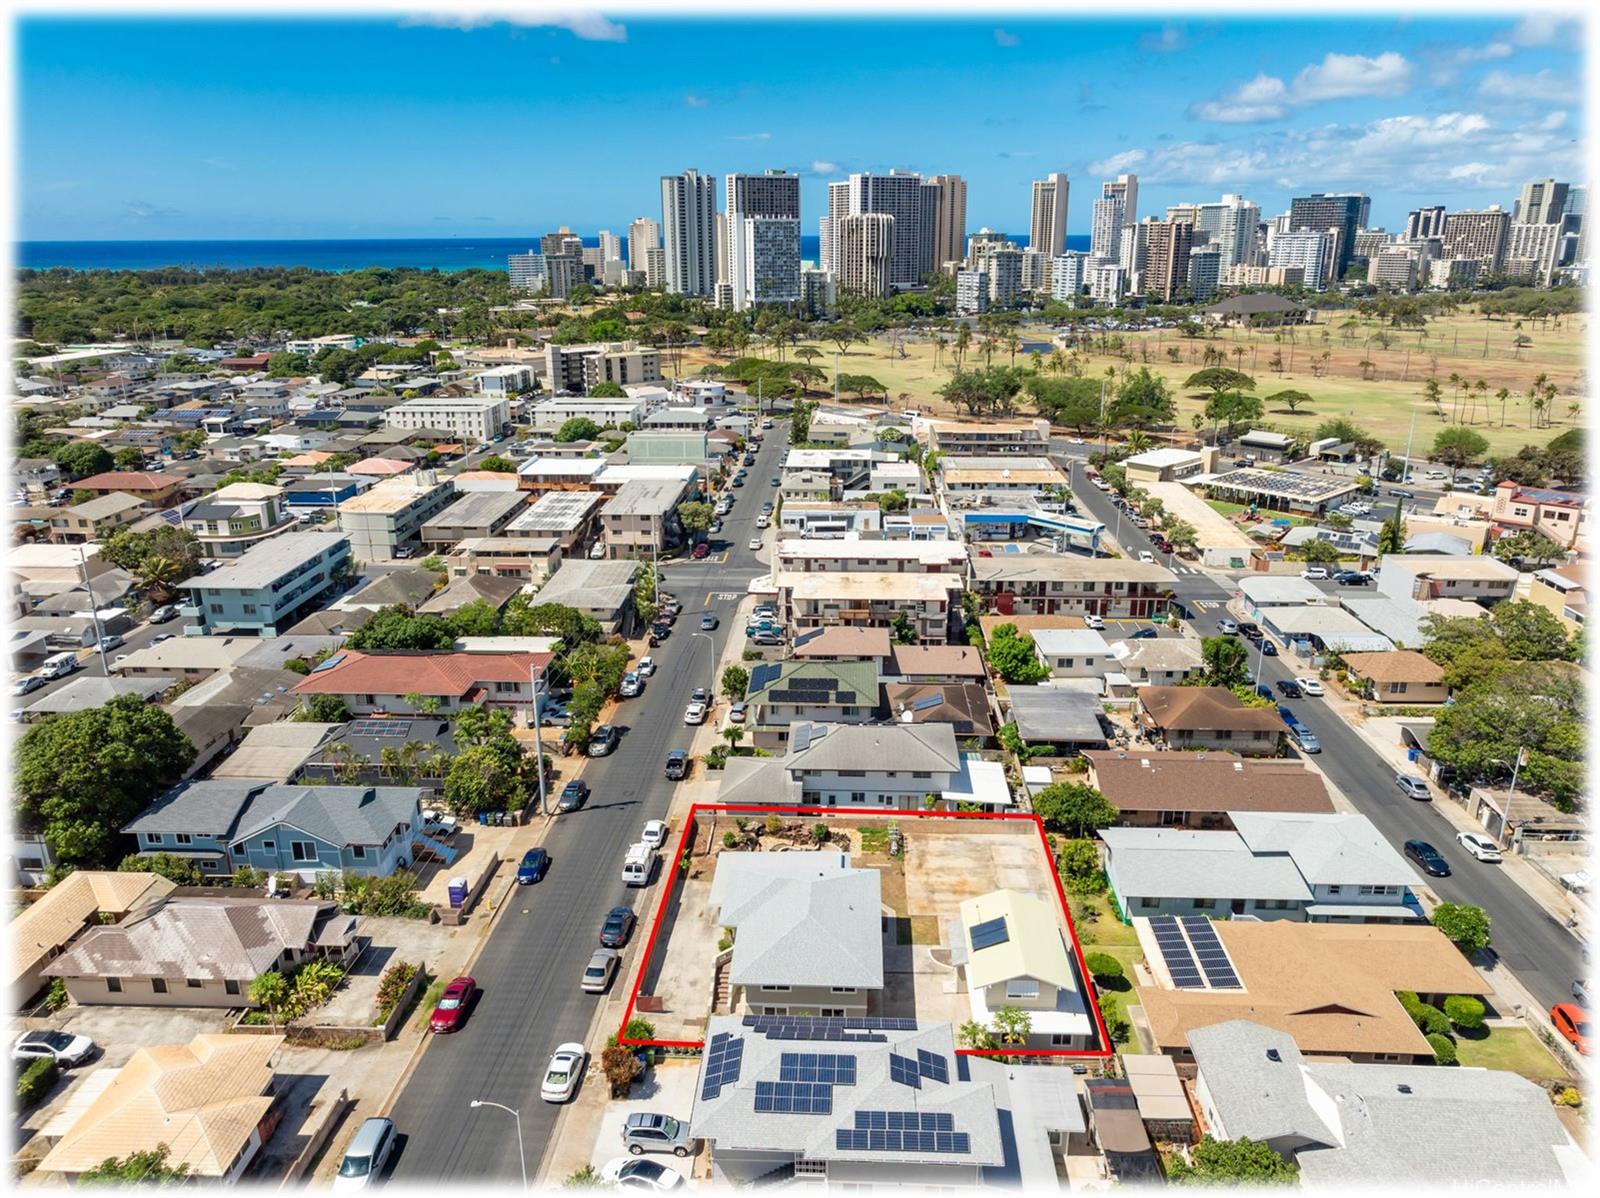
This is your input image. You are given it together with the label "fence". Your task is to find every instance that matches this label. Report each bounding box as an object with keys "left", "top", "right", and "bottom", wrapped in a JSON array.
[{"left": 278, "top": 1088, "right": 351, "bottom": 1187}]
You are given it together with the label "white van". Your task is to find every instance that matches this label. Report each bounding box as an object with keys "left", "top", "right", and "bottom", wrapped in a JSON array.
[
  {"left": 40, "top": 652, "right": 79, "bottom": 680},
  {"left": 622, "top": 843, "right": 657, "bottom": 887}
]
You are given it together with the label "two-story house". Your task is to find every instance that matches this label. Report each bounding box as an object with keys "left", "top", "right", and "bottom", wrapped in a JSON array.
[
  {"left": 1031, "top": 628, "right": 1115, "bottom": 680},
  {"left": 718, "top": 721, "right": 964, "bottom": 811},
  {"left": 1136, "top": 687, "right": 1284, "bottom": 756},
  {"left": 41, "top": 493, "right": 150, "bottom": 543},
  {"left": 1374, "top": 554, "right": 1519, "bottom": 607},
  {"left": 745, "top": 659, "right": 881, "bottom": 750},
  {"left": 971, "top": 557, "right": 1177, "bottom": 619},
  {"left": 953, "top": 889, "right": 1094, "bottom": 1049},
  {"left": 1489, "top": 481, "right": 1588, "bottom": 550},
  {"left": 181, "top": 482, "right": 297, "bottom": 558}
]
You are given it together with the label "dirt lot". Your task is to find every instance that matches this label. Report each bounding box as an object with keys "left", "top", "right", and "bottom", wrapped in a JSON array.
[{"left": 629, "top": 813, "right": 1070, "bottom": 1043}]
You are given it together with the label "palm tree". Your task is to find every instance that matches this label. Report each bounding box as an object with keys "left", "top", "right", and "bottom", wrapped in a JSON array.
[
  {"left": 136, "top": 555, "right": 186, "bottom": 604},
  {"left": 1496, "top": 386, "right": 1511, "bottom": 427},
  {"left": 1048, "top": 348, "right": 1066, "bottom": 376},
  {"left": 724, "top": 725, "right": 745, "bottom": 752},
  {"left": 1125, "top": 430, "right": 1153, "bottom": 454}
]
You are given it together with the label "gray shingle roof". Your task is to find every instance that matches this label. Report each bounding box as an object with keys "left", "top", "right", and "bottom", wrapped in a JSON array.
[
  {"left": 1099, "top": 828, "right": 1314, "bottom": 902},
  {"left": 1229, "top": 812, "right": 1421, "bottom": 889},
  {"left": 124, "top": 780, "right": 421, "bottom": 849},
  {"left": 786, "top": 722, "right": 961, "bottom": 774},
  {"left": 1186, "top": 1020, "right": 1334, "bottom": 1145},
  {"left": 1004, "top": 687, "right": 1108, "bottom": 744}
]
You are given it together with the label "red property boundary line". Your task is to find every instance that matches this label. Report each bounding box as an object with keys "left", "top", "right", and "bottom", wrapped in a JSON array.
[{"left": 618, "top": 803, "right": 1113, "bottom": 1059}]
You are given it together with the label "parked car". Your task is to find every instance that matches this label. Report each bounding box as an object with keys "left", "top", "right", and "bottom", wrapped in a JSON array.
[
  {"left": 600, "top": 905, "right": 637, "bottom": 948},
  {"left": 637, "top": 656, "right": 657, "bottom": 676},
  {"left": 691, "top": 688, "right": 709, "bottom": 704},
  {"left": 1130, "top": 627, "right": 1159, "bottom": 640},
  {"left": 542, "top": 1043, "right": 589, "bottom": 1102},
  {"left": 748, "top": 537, "right": 762, "bottom": 551},
  {"left": 665, "top": 750, "right": 689, "bottom": 780},
  {"left": 10, "top": 1030, "right": 95, "bottom": 1067},
  {"left": 641, "top": 819, "right": 670, "bottom": 849},
  {"left": 756, "top": 514, "right": 771, "bottom": 529},
  {"left": 582, "top": 948, "right": 622, "bottom": 994},
  {"left": 750, "top": 631, "right": 782, "bottom": 646},
  {"left": 1575, "top": 979, "right": 1592, "bottom": 1007},
  {"left": 589, "top": 542, "right": 608, "bottom": 559},
  {"left": 1216, "top": 618, "right": 1239, "bottom": 635},
  {"left": 149, "top": 604, "right": 178, "bottom": 623},
  {"left": 96, "top": 633, "right": 125, "bottom": 652},
  {"left": 429, "top": 975, "right": 477, "bottom": 1033},
  {"left": 1260, "top": 640, "right": 1277, "bottom": 656},
  {"left": 1455, "top": 831, "right": 1503, "bottom": 863},
  {"left": 517, "top": 847, "right": 550, "bottom": 883},
  {"left": 600, "top": 1159, "right": 686, "bottom": 1192},
  {"left": 1550, "top": 1003, "right": 1590, "bottom": 1055},
  {"left": 1237, "top": 622, "right": 1262, "bottom": 640},
  {"left": 334, "top": 1118, "right": 397, "bottom": 1192},
  {"left": 684, "top": 701, "right": 707, "bottom": 725},
  {"left": 769, "top": 476, "right": 780, "bottom": 486},
  {"left": 12, "top": 675, "right": 44, "bottom": 697},
  {"left": 1254, "top": 684, "right": 1275, "bottom": 700},
  {"left": 619, "top": 672, "right": 642, "bottom": 698},
  {"left": 1395, "top": 773, "right": 1432, "bottom": 800},
  {"left": 1403, "top": 839, "right": 1451, "bottom": 877},
  {"left": 1288, "top": 725, "right": 1320, "bottom": 754},
  {"left": 700, "top": 613, "right": 718, "bottom": 631},
  {"left": 621, "top": 1112, "right": 694, "bottom": 1157},
  {"left": 1294, "top": 677, "right": 1324, "bottom": 696},
  {"left": 708, "top": 520, "right": 723, "bottom": 534},
  {"left": 727, "top": 702, "right": 747, "bottom": 724},
  {"left": 558, "top": 780, "right": 589, "bottom": 812},
  {"left": 1300, "top": 567, "right": 1329, "bottom": 581},
  {"left": 1276, "top": 680, "right": 1303, "bottom": 699},
  {"left": 1137, "top": 550, "right": 1155, "bottom": 563},
  {"left": 1084, "top": 615, "right": 1105, "bottom": 631},
  {"left": 588, "top": 725, "right": 619, "bottom": 757},
  {"left": 692, "top": 542, "right": 710, "bottom": 560},
  {"left": 1333, "top": 570, "right": 1369, "bottom": 586}
]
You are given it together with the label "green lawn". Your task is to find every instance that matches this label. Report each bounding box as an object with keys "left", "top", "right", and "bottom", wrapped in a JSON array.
[
  {"left": 1204, "top": 499, "right": 1313, "bottom": 527},
  {"left": 1072, "top": 892, "right": 1139, "bottom": 947},
  {"left": 1454, "top": 1025, "right": 1570, "bottom": 1080}
]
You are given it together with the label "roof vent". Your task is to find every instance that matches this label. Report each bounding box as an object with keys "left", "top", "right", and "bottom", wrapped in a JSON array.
[
  {"left": 1397, "top": 1084, "right": 1413, "bottom": 1095},
  {"left": 1233, "top": 761, "right": 1244, "bottom": 772},
  {"left": 1265, "top": 1048, "right": 1282, "bottom": 1063},
  {"left": 1140, "top": 758, "right": 1151, "bottom": 769}
]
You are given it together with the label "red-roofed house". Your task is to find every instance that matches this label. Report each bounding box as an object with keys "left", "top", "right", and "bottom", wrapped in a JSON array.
[
  {"left": 348, "top": 457, "right": 416, "bottom": 478},
  {"left": 70, "top": 471, "right": 186, "bottom": 507},
  {"left": 290, "top": 650, "right": 551, "bottom": 717}
]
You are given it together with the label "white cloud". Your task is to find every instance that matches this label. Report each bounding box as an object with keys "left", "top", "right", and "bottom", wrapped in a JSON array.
[
  {"left": 1189, "top": 74, "right": 1290, "bottom": 123},
  {"left": 1479, "top": 68, "right": 1565, "bottom": 101},
  {"left": 1511, "top": 15, "right": 1568, "bottom": 47},
  {"left": 1086, "top": 149, "right": 1146, "bottom": 177},
  {"left": 1290, "top": 51, "right": 1413, "bottom": 102},
  {"left": 1139, "top": 23, "right": 1187, "bottom": 53},
  {"left": 684, "top": 93, "right": 710, "bottom": 108},
  {"left": 994, "top": 28, "right": 1019, "bottom": 48},
  {"left": 729, "top": 132, "right": 772, "bottom": 142},
  {"left": 401, "top": 12, "right": 627, "bottom": 41},
  {"left": 809, "top": 160, "right": 841, "bottom": 176},
  {"left": 1538, "top": 110, "right": 1568, "bottom": 131}
]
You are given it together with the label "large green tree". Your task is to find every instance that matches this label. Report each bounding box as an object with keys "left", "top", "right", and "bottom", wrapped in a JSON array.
[
  {"left": 1432, "top": 426, "right": 1491, "bottom": 469},
  {"left": 587, "top": 381, "right": 627, "bottom": 398},
  {"left": 986, "top": 624, "right": 1049, "bottom": 684},
  {"left": 1169, "top": 1137, "right": 1298, "bottom": 1185},
  {"left": 1198, "top": 635, "right": 1250, "bottom": 687},
  {"left": 555, "top": 417, "right": 602, "bottom": 443},
  {"left": 15, "top": 696, "right": 195, "bottom": 866},
  {"left": 77, "top": 1145, "right": 191, "bottom": 1185},
  {"left": 1030, "top": 783, "right": 1117, "bottom": 837},
  {"left": 1427, "top": 661, "right": 1583, "bottom": 808},
  {"left": 347, "top": 605, "right": 456, "bottom": 651}
]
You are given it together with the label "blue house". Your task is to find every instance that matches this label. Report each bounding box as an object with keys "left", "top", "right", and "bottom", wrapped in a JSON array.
[
  {"left": 124, "top": 779, "right": 453, "bottom": 880},
  {"left": 284, "top": 473, "right": 371, "bottom": 510},
  {"left": 180, "top": 530, "right": 352, "bottom": 637}
]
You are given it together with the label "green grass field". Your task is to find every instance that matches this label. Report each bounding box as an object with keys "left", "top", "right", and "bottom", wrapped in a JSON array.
[{"left": 1454, "top": 1024, "right": 1570, "bottom": 1080}]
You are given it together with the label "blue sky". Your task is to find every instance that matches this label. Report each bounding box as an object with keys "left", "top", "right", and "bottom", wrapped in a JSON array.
[{"left": 15, "top": 12, "right": 1587, "bottom": 240}]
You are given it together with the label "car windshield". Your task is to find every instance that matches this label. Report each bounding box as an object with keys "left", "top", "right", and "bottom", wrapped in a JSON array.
[
  {"left": 625, "top": 1162, "right": 665, "bottom": 1181},
  {"left": 1577, "top": 1020, "right": 1592, "bottom": 1036},
  {"left": 338, "top": 1155, "right": 373, "bottom": 1179},
  {"left": 660, "top": 1117, "right": 681, "bottom": 1137},
  {"left": 438, "top": 996, "right": 461, "bottom": 1010},
  {"left": 39, "top": 1032, "right": 72, "bottom": 1049}
]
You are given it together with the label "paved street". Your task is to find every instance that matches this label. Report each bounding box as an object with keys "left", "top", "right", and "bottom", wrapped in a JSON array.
[
  {"left": 18, "top": 608, "right": 195, "bottom": 707},
  {"left": 1062, "top": 456, "right": 1584, "bottom": 1014},
  {"left": 384, "top": 422, "right": 786, "bottom": 1184}
]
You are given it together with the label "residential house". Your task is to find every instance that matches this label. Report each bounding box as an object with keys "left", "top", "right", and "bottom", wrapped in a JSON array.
[
  {"left": 1102, "top": 811, "right": 1422, "bottom": 923},
  {"left": 419, "top": 490, "right": 529, "bottom": 551},
  {"left": 1084, "top": 752, "right": 1334, "bottom": 829},
  {"left": 1340, "top": 651, "right": 1449, "bottom": 705},
  {"left": 1003, "top": 686, "right": 1109, "bottom": 751},
  {"left": 1112, "top": 638, "right": 1204, "bottom": 688},
  {"left": 1135, "top": 920, "right": 1492, "bottom": 1063},
  {"left": 531, "top": 559, "right": 641, "bottom": 634},
  {"left": 922, "top": 417, "right": 1051, "bottom": 456},
  {"left": 779, "top": 571, "right": 962, "bottom": 645},
  {"left": 971, "top": 557, "right": 1176, "bottom": 619},
  {"left": 124, "top": 778, "right": 442, "bottom": 878},
  {"left": 778, "top": 501, "right": 882, "bottom": 540},
  {"left": 1188, "top": 1019, "right": 1582, "bottom": 1186},
  {"left": 1527, "top": 563, "right": 1586, "bottom": 633},
  {"left": 68, "top": 470, "right": 185, "bottom": 507},
  {"left": 283, "top": 472, "right": 371, "bottom": 510},
  {"left": 180, "top": 531, "right": 352, "bottom": 637},
  {"left": 952, "top": 889, "right": 1094, "bottom": 1049},
  {"left": 600, "top": 479, "right": 687, "bottom": 560},
  {"left": 39, "top": 493, "right": 150, "bottom": 543},
  {"left": 789, "top": 625, "right": 895, "bottom": 666},
  {"left": 1031, "top": 628, "right": 1114, "bottom": 680},
  {"left": 34, "top": 1034, "right": 283, "bottom": 1183},
  {"left": 709, "top": 851, "right": 883, "bottom": 1016},
  {"left": 745, "top": 660, "right": 881, "bottom": 750},
  {"left": 181, "top": 482, "right": 297, "bottom": 558},
  {"left": 884, "top": 644, "right": 987, "bottom": 684},
  {"left": 883, "top": 682, "right": 995, "bottom": 740},
  {"left": 717, "top": 722, "right": 963, "bottom": 812},
  {"left": 416, "top": 573, "right": 524, "bottom": 617},
  {"left": 1374, "top": 554, "right": 1519, "bottom": 607},
  {"left": 289, "top": 649, "right": 550, "bottom": 718},
  {"left": 1488, "top": 481, "right": 1588, "bottom": 550},
  {"left": 337, "top": 471, "right": 456, "bottom": 561},
  {"left": 112, "top": 634, "right": 262, "bottom": 680},
  {"left": 501, "top": 489, "right": 605, "bottom": 553},
  {"left": 1136, "top": 687, "right": 1283, "bottom": 756},
  {"left": 43, "top": 896, "right": 360, "bottom": 1008},
  {"left": 8, "top": 872, "right": 176, "bottom": 1006}
]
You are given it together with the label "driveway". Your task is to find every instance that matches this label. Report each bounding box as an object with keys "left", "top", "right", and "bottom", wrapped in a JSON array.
[
  {"left": 314, "top": 918, "right": 459, "bottom": 1028},
  {"left": 42, "top": 1004, "right": 232, "bottom": 1067}
]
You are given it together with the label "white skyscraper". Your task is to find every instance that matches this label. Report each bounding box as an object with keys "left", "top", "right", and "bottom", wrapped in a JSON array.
[
  {"left": 1050, "top": 252, "right": 1089, "bottom": 302},
  {"left": 1091, "top": 198, "right": 1124, "bottom": 261},
  {"left": 726, "top": 170, "right": 802, "bottom": 310},
  {"left": 1270, "top": 230, "right": 1333, "bottom": 290},
  {"left": 598, "top": 230, "right": 622, "bottom": 264},
  {"left": 1030, "top": 172, "right": 1070, "bottom": 257},
  {"left": 660, "top": 169, "right": 717, "bottom": 296},
  {"left": 627, "top": 217, "right": 660, "bottom": 273}
]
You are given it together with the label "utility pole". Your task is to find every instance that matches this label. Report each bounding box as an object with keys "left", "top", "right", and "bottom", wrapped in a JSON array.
[
  {"left": 1400, "top": 409, "right": 1417, "bottom": 486},
  {"left": 79, "top": 544, "right": 109, "bottom": 674}
]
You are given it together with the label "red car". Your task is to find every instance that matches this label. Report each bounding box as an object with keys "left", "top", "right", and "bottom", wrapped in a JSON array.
[
  {"left": 429, "top": 975, "right": 477, "bottom": 1033},
  {"left": 1550, "top": 1003, "right": 1590, "bottom": 1055},
  {"left": 692, "top": 542, "right": 710, "bottom": 560}
]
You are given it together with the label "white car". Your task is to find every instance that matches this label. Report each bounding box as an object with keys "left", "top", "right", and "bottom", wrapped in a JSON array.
[
  {"left": 1300, "top": 567, "right": 1329, "bottom": 581},
  {"left": 748, "top": 537, "right": 762, "bottom": 551},
  {"left": 1084, "top": 615, "right": 1105, "bottom": 631},
  {"left": 1137, "top": 550, "right": 1155, "bottom": 563},
  {"left": 641, "top": 819, "right": 669, "bottom": 849},
  {"left": 600, "top": 1159, "right": 686, "bottom": 1192},
  {"left": 542, "top": 1042, "right": 588, "bottom": 1103},
  {"left": 684, "top": 701, "right": 707, "bottom": 725},
  {"left": 589, "top": 542, "right": 607, "bottom": 560},
  {"left": 1294, "top": 677, "right": 1325, "bottom": 696},
  {"left": 1455, "top": 831, "right": 1504, "bottom": 863},
  {"left": 637, "top": 656, "right": 657, "bottom": 677},
  {"left": 11, "top": 1029, "right": 95, "bottom": 1067}
]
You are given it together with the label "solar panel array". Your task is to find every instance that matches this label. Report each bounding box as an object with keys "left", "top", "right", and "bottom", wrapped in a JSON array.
[
  {"left": 1149, "top": 916, "right": 1203, "bottom": 989},
  {"left": 888, "top": 1053, "right": 921, "bottom": 1088},
  {"left": 346, "top": 718, "right": 409, "bottom": 738},
  {"left": 916, "top": 1048, "right": 950, "bottom": 1084},
  {"left": 753, "top": 1080, "right": 833, "bottom": 1115},
  {"left": 835, "top": 1111, "right": 971, "bottom": 1155},
  {"left": 778, "top": 1053, "right": 858, "bottom": 1085},
  {"left": 1182, "top": 916, "right": 1242, "bottom": 989},
  {"left": 740, "top": 1015, "right": 916, "bottom": 1043},
  {"left": 969, "top": 916, "right": 1010, "bottom": 951},
  {"left": 700, "top": 1032, "right": 745, "bottom": 1101}
]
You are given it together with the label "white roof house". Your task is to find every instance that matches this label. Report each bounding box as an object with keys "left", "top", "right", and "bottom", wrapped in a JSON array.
[{"left": 952, "top": 889, "right": 1092, "bottom": 1043}]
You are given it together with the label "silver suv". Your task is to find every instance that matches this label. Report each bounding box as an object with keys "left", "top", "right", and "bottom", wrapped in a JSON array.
[{"left": 621, "top": 1112, "right": 694, "bottom": 1157}]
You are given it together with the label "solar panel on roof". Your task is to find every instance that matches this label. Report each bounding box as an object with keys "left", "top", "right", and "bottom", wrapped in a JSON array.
[
  {"left": 887, "top": 1053, "right": 921, "bottom": 1088},
  {"left": 753, "top": 1080, "right": 833, "bottom": 1114},
  {"left": 780, "top": 1052, "right": 857, "bottom": 1085},
  {"left": 700, "top": 1032, "right": 745, "bottom": 1100},
  {"left": 969, "top": 916, "right": 1009, "bottom": 950},
  {"left": 911, "top": 694, "right": 945, "bottom": 712},
  {"left": 916, "top": 1048, "right": 949, "bottom": 1084}
]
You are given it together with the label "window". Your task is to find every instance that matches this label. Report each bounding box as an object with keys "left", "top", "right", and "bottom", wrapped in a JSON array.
[
  {"left": 187, "top": 979, "right": 202, "bottom": 988},
  {"left": 291, "top": 841, "right": 317, "bottom": 862},
  {"left": 1050, "top": 1034, "right": 1078, "bottom": 1047},
  {"left": 242, "top": 604, "right": 256, "bottom": 615},
  {"left": 1193, "top": 898, "right": 1215, "bottom": 909},
  {"left": 765, "top": 985, "right": 791, "bottom": 993},
  {"left": 820, "top": 1008, "right": 846, "bottom": 1017},
  {"left": 850, "top": 792, "right": 866, "bottom": 804},
  {"left": 352, "top": 846, "right": 366, "bottom": 859},
  {"left": 261, "top": 841, "right": 275, "bottom": 852},
  {"left": 175, "top": 833, "right": 192, "bottom": 845},
  {"left": 1139, "top": 897, "right": 1160, "bottom": 909},
  {"left": 1325, "top": 885, "right": 1342, "bottom": 895},
  {"left": 1006, "top": 980, "right": 1040, "bottom": 1000},
  {"left": 152, "top": 978, "right": 168, "bottom": 994},
  {"left": 830, "top": 987, "right": 856, "bottom": 995},
  {"left": 107, "top": 978, "right": 123, "bottom": 993},
  {"left": 143, "top": 832, "right": 160, "bottom": 846},
  {"left": 225, "top": 980, "right": 240, "bottom": 996}
]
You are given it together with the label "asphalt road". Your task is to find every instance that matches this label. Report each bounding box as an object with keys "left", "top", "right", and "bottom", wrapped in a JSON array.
[
  {"left": 1062, "top": 457, "right": 1584, "bottom": 1014},
  {"left": 14, "top": 609, "right": 196, "bottom": 707},
  {"left": 385, "top": 424, "right": 787, "bottom": 1184}
]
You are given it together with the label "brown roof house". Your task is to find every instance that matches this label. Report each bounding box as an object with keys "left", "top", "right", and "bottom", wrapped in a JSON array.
[
  {"left": 8, "top": 871, "right": 177, "bottom": 1007},
  {"left": 1136, "top": 920, "right": 1490, "bottom": 1064},
  {"left": 1084, "top": 751, "right": 1334, "bottom": 829},
  {"left": 1136, "top": 686, "right": 1284, "bottom": 756},
  {"left": 883, "top": 682, "right": 996, "bottom": 740},
  {"left": 43, "top": 896, "right": 360, "bottom": 1009},
  {"left": 789, "top": 625, "right": 894, "bottom": 664},
  {"left": 886, "top": 644, "right": 988, "bottom": 683},
  {"left": 1341, "top": 651, "right": 1448, "bottom": 705},
  {"left": 35, "top": 1033, "right": 282, "bottom": 1182}
]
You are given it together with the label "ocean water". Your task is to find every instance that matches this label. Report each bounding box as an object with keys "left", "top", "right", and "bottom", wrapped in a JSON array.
[{"left": 17, "top": 233, "right": 1089, "bottom": 273}]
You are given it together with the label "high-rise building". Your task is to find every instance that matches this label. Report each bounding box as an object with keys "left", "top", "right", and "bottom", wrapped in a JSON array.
[
  {"left": 1050, "top": 252, "right": 1089, "bottom": 302},
  {"left": 660, "top": 169, "right": 718, "bottom": 296},
  {"left": 1020, "top": 249, "right": 1050, "bottom": 293},
  {"left": 1142, "top": 220, "right": 1193, "bottom": 302},
  {"left": 1505, "top": 221, "right": 1563, "bottom": 286},
  {"left": 1353, "top": 229, "right": 1392, "bottom": 260},
  {"left": 1441, "top": 206, "right": 1510, "bottom": 274},
  {"left": 541, "top": 228, "right": 583, "bottom": 257},
  {"left": 1515, "top": 178, "right": 1570, "bottom": 225},
  {"left": 1428, "top": 257, "right": 1480, "bottom": 289},
  {"left": 838, "top": 171, "right": 937, "bottom": 289},
  {"left": 1404, "top": 206, "right": 1447, "bottom": 241},
  {"left": 965, "top": 228, "right": 1010, "bottom": 269},
  {"left": 1186, "top": 245, "right": 1222, "bottom": 300},
  {"left": 820, "top": 180, "right": 851, "bottom": 275},
  {"left": 1029, "top": 172, "right": 1070, "bottom": 257},
  {"left": 627, "top": 217, "right": 660, "bottom": 272},
  {"left": 715, "top": 214, "right": 730, "bottom": 289},
  {"left": 1207, "top": 194, "right": 1261, "bottom": 268},
  {"left": 1367, "top": 246, "right": 1426, "bottom": 291},
  {"left": 544, "top": 252, "right": 585, "bottom": 299},
  {"left": 599, "top": 230, "right": 622, "bottom": 264},
  {"left": 1090, "top": 197, "right": 1124, "bottom": 261},
  {"left": 836, "top": 213, "right": 895, "bottom": 298},
  {"left": 644, "top": 246, "right": 667, "bottom": 290},
  {"left": 1103, "top": 174, "right": 1138, "bottom": 226},
  {"left": 1087, "top": 262, "right": 1126, "bottom": 305},
  {"left": 799, "top": 267, "right": 837, "bottom": 318},
  {"left": 1270, "top": 230, "right": 1333, "bottom": 290},
  {"left": 508, "top": 251, "right": 545, "bottom": 292},
  {"left": 1288, "top": 193, "right": 1367, "bottom": 278},
  {"left": 1119, "top": 223, "right": 1148, "bottom": 278},
  {"left": 928, "top": 175, "right": 968, "bottom": 271},
  {"left": 1167, "top": 202, "right": 1203, "bottom": 227},
  {"left": 725, "top": 170, "right": 802, "bottom": 310},
  {"left": 987, "top": 248, "right": 1023, "bottom": 307},
  {"left": 955, "top": 269, "right": 989, "bottom": 315}
]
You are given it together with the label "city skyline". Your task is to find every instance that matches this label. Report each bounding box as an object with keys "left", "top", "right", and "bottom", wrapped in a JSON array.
[{"left": 16, "top": 12, "right": 1586, "bottom": 242}]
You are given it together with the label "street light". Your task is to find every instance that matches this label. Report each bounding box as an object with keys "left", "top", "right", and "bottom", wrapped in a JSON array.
[
  {"left": 1489, "top": 751, "right": 1526, "bottom": 847},
  {"left": 468, "top": 1099, "right": 527, "bottom": 1192}
]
